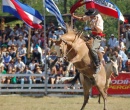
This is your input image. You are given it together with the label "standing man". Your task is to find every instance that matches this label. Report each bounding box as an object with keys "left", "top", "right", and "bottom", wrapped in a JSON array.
[{"left": 72, "top": 8, "right": 104, "bottom": 73}]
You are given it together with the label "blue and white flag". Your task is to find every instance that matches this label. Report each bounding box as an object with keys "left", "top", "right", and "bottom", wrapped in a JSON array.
[
  {"left": 44, "top": 0, "right": 66, "bottom": 29},
  {"left": 2, "top": 0, "right": 43, "bottom": 29}
]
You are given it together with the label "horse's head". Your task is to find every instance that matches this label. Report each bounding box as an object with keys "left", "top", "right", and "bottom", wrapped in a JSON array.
[{"left": 110, "top": 60, "right": 119, "bottom": 76}]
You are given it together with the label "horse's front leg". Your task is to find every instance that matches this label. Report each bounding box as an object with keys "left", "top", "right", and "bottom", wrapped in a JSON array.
[
  {"left": 70, "top": 54, "right": 82, "bottom": 64},
  {"left": 80, "top": 74, "right": 92, "bottom": 110}
]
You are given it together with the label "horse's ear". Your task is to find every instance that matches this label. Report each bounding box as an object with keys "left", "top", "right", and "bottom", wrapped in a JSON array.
[{"left": 65, "top": 23, "right": 73, "bottom": 33}]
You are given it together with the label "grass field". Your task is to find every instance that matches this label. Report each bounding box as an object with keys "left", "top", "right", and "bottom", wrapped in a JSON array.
[{"left": 0, "top": 95, "right": 130, "bottom": 110}]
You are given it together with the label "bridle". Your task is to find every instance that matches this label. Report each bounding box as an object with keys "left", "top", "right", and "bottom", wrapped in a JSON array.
[{"left": 61, "top": 31, "right": 83, "bottom": 58}]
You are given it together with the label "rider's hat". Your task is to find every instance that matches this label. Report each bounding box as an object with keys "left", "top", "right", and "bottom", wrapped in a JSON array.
[{"left": 85, "top": 8, "right": 99, "bottom": 16}]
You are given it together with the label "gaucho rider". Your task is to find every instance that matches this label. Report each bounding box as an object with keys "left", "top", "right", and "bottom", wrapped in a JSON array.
[{"left": 72, "top": 8, "right": 104, "bottom": 74}]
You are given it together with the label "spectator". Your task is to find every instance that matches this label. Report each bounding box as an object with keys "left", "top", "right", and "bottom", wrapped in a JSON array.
[
  {"left": 3, "top": 52, "right": 12, "bottom": 70},
  {"left": 100, "top": 37, "right": 107, "bottom": 48},
  {"left": 113, "top": 51, "right": 122, "bottom": 72},
  {"left": 16, "top": 35, "right": 26, "bottom": 47},
  {"left": 8, "top": 36, "right": 17, "bottom": 46},
  {"left": 18, "top": 66, "right": 33, "bottom": 89},
  {"left": 38, "top": 32, "right": 44, "bottom": 48},
  {"left": 32, "top": 31, "right": 40, "bottom": 46},
  {"left": 32, "top": 45, "right": 42, "bottom": 63},
  {"left": 17, "top": 44, "right": 27, "bottom": 64},
  {"left": 9, "top": 27, "right": 19, "bottom": 39},
  {"left": 29, "top": 59, "right": 37, "bottom": 72},
  {"left": 33, "top": 66, "right": 44, "bottom": 84},
  {"left": 9, "top": 44, "right": 17, "bottom": 59},
  {"left": 0, "top": 36, "right": 3, "bottom": 47},
  {"left": 117, "top": 47, "right": 128, "bottom": 71},
  {"left": 14, "top": 57, "right": 25, "bottom": 73},
  {"left": 108, "top": 34, "right": 117, "bottom": 49},
  {"left": 55, "top": 26, "right": 64, "bottom": 39},
  {"left": 125, "top": 24, "right": 130, "bottom": 51}
]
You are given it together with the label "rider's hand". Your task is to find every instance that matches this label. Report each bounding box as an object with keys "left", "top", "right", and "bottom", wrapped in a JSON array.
[{"left": 72, "top": 13, "right": 75, "bottom": 17}]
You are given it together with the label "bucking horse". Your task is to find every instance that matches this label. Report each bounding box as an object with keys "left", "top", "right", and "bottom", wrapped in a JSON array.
[{"left": 52, "top": 26, "right": 109, "bottom": 110}]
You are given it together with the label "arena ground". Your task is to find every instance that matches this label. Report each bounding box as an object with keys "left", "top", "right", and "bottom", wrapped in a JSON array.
[{"left": 0, "top": 95, "right": 130, "bottom": 110}]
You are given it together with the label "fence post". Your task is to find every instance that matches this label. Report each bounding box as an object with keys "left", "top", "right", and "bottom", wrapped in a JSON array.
[{"left": 0, "top": 74, "right": 1, "bottom": 95}]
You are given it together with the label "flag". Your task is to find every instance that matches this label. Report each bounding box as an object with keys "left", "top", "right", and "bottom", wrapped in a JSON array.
[
  {"left": 44, "top": 0, "right": 66, "bottom": 29},
  {"left": 70, "top": 0, "right": 124, "bottom": 21},
  {"left": 2, "top": 0, "right": 44, "bottom": 29}
]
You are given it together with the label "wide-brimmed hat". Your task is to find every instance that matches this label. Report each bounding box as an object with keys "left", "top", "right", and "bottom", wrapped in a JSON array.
[{"left": 85, "top": 8, "right": 99, "bottom": 16}]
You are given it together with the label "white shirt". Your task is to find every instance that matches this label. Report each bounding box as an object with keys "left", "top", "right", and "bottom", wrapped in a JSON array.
[
  {"left": 8, "top": 40, "right": 17, "bottom": 46},
  {"left": 17, "top": 39, "right": 26, "bottom": 47},
  {"left": 18, "top": 47, "right": 27, "bottom": 56},
  {"left": 108, "top": 37, "right": 117, "bottom": 48},
  {"left": 83, "top": 14, "right": 104, "bottom": 32},
  {"left": 29, "top": 63, "right": 36, "bottom": 71},
  {"left": 15, "top": 61, "right": 25, "bottom": 69}
]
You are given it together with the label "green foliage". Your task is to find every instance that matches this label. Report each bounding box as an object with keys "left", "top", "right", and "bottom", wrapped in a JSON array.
[{"left": 0, "top": 0, "right": 130, "bottom": 39}]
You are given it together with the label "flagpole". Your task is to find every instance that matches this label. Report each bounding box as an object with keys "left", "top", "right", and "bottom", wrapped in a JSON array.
[{"left": 43, "top": 0, "right": 48, "bottom": 95}]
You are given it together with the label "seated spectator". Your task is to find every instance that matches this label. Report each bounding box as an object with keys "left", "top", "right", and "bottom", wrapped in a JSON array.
[
  {"left": 16, "top": 35, "right": 26, "bottom": 47},
  {"left": 17, "top": 44, "right": 27, "bottom": 64},
  {"left": 6, "top": 68, "right": 17, "bottom": 85},
  {"left": 55, "top": 26, "right": 64, "bottom": 39},
  {"left": 100, "top": 37, "right": 107, "bottom": 48},
  {"left": 32, "top": 45, "right": 42, "bottom": 63},
  {"left": 3, "top": 52, "right": 12, "bottom": 70},
  {"left": 9, "top": 27, "right": 19, "bottom": 39},
  {"left": 8, "top": 59, "right": 15, "bottom": 69},
  {"left": 9, "top": 44, "right": 17, "bottom": 59},
  {"left": 8, "top": 36, "right": 17, "bottom": 46},
  {"left": 14, "top": 57, "right": 25, "bottom": 73},
  {"left": 38, "top": 32, "right": 44, "bottom": 48},
  {"left": 32, "top": 31, "right": 40, "bottom": 46},
  {"left": 33, "top": 66, "right": 44, "bottom": 84},
  {"left": 108, "top": 34, "right": 117, "bottom": 49},
  {"left": 18, "top": 66, "right": 33, "bottom": 89},
  {"left": 29, "top": 59, "right": 37, "bottom": 72},
  {"left": 116, "top": 47, "right": 128, "bottom": 71},
  {"left": 0, "top": 36, "right": 3, "bottom": 47},
  {"left": 48, "top": 66, "right": 57, "bottom": 88}
]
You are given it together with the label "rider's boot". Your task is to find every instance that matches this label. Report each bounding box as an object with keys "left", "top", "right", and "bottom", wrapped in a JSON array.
[{"left": 93, "top": 53, "right": 101, "bottom": 74}]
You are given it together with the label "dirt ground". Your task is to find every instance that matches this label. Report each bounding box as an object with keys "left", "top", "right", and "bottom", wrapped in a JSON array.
[{"left": 0, "top": 95, "right": 130, "bottom": 110}]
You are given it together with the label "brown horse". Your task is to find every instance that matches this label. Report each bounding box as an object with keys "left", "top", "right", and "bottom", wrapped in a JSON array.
[{"left": 53, "top": 27, "right": 107, "bottom": 110}]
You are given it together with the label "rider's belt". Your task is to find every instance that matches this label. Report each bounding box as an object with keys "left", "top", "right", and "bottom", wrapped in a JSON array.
[{"left": 92, "top": 31, "right": 105, "bottom": 37}]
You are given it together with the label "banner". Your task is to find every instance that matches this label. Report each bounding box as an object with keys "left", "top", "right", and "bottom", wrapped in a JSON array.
[
  {"left": 70, "top": 0, "right": 124, "bottom": 21},
  {"left": 92, "top": 73, "right": 130, "bottom": 95}
]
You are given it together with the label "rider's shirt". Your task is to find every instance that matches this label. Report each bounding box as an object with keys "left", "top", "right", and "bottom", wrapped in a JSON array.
[{"left": 83, "top": 14, "right": 104, "bottom": 33}]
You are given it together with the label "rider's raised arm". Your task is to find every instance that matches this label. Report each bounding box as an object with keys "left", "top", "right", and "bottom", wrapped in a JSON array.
[{"left": 72, "top": 13, "right": 89, "bottom": 22}]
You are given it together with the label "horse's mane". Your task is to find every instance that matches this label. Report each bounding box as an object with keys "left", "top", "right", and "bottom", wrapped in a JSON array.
[{"left": 65, "top": 24, "right": 77, "bottom": 34}]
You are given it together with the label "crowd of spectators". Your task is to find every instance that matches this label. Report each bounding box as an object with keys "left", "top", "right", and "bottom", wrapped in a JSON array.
[{"left": 0, "top": 18, "right": 130, "bottom": 89}]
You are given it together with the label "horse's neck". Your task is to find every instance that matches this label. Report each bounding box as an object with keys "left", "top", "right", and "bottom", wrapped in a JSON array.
[{"left": 105, "top": 62, "right": 112, "bottom": 78}]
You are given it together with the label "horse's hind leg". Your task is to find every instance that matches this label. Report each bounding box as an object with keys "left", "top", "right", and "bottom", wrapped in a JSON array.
[
  {"left": 80, "top": 74, "right": 92, "bottom": 110},
  {"left": 98, "top": 94, "right": 101, "bottom": 104},
  {"left": 98, "top": 86, "right": 107, "bottom": 110}
]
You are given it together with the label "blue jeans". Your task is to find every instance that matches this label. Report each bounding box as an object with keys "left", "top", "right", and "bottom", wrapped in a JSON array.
[
  {"left": 122, "top": 60, "right": 128, "bottom": 70},
  {"left": 21, "top": 78, "right": 32, "bottom": 89}
]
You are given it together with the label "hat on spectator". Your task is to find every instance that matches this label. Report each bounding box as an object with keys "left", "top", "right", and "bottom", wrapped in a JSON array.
[
  {"left": 99, "top": 46, "right": 105, "bottom": 53},
  {"left": 35, "top": 44, "right": 39, "bottom": 49},
  {"left": 35, "top": 31, "right": 39, "bottom": 34},
  {"left": 111, "top": 34, "right": 114, "bottom": 36},
  {"left": 58, "top": 26, "right": 62, "bottom": 29}
]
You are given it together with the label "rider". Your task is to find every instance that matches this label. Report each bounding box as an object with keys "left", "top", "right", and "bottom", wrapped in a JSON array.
[{"left": 72, "top": 8, "right": 104, "bottom": 74}]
